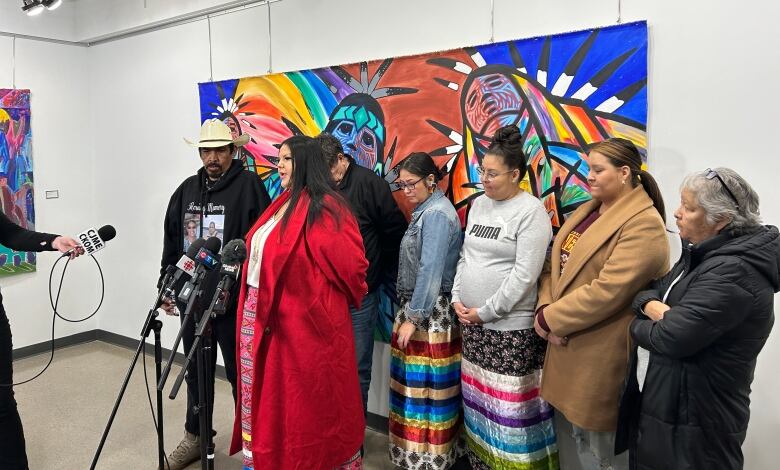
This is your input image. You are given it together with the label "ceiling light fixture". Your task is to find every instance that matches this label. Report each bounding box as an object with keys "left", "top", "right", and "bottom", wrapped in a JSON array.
[
  {"left": 22, "top": 0, "right": 45, "bottom": 16},
  {"left": 42, "top": 0, "right": 62, "bottom": 11}
]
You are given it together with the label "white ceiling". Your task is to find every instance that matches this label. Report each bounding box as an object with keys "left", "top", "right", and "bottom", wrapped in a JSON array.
[{"left": 1, "top": 0, "right": 270, "bottom": 43}]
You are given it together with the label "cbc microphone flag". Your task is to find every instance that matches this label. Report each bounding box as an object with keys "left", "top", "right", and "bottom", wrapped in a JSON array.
[{"left": 175, "top": 255, "right": 197, "bottom": 277}]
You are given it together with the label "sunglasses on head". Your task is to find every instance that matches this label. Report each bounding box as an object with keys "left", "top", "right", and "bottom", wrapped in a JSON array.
[{"left": 705, "top": 168, "right": 739, "bottom": 209}]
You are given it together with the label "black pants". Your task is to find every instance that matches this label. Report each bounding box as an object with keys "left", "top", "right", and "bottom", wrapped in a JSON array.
[
  {"left": 180, "top": 308, "right": 238, "bottom": 436},
  {"left": 0, "top": 300, "right": 28, "bottom": 469}
]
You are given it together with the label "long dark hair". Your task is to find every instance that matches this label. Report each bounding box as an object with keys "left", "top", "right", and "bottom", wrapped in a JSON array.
[
  {"left": 589, "top": 138, "right": 666, "bottom": 222},
  {"left": 279, "top": 135, "right": 343, "bottom": 230},
  {"left": 486, "top": 125, "right": 527, "bottom": 181}
]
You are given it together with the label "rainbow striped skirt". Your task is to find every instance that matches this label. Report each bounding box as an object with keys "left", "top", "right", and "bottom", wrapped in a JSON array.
[
  {"left": 460, "top": 326, "right": 558, "bottom": 470},
  {"left": 389, "top": 296, "right": 465, "bottom": 469}
]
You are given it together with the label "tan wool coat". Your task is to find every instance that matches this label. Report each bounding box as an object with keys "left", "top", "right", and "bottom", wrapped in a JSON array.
[{"left": 537, "top": 186, "right": 669, "bottom": 432}]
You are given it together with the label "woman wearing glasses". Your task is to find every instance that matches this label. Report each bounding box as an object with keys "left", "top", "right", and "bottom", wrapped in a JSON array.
[
  {"left": 624, "top": 168, "right": 777, "bottom": 469},
  {"left": 451, "top": 125, "right": 557, "bottom": 469},
  {"left": 534, "top": 138, "right": 669, "bottom": 469},
  {"left": 389, "top": 152, "right": 465, "bottom": 469}
]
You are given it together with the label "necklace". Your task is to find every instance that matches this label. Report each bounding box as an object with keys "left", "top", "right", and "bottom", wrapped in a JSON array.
[
  {"left": 249, "top": 201, "right": 290, "bottom": 265},
  {"left": 273, "top": 201, "right": 290, "bottom": 219},
  {"left": 204, "top": 173, "right": 222, "bottom": 190},
  {"left": 250, "top": 214, "right": 279, "bottom": 265}
]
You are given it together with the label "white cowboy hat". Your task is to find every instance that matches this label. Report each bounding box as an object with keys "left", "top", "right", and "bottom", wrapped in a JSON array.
[{"left": 184, "top": 119, "right": 250, "bottom": 148}]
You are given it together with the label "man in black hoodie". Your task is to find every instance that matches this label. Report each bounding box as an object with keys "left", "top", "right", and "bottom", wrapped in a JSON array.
[
  {"left": 159, "top": 119, "right": 270, "bottom": 470},
  {"left": 316, "top": 133, "right": 407, "bottom": 420}
]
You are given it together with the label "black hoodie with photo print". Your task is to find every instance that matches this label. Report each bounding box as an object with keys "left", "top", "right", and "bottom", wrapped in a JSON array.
[{"left": 159, "top": 159, "right": 271, "bottom": 315}]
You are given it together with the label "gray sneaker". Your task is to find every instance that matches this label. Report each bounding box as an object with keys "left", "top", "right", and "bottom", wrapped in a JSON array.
[{"left": 161, "top": 431, "right": 200, "bottom": 470}]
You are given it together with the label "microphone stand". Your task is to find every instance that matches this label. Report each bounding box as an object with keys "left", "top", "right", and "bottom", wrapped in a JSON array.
[
  {"left": 169, "top": 284, "right": 229, "bottom": 470},
  {"left": 157, "top": 269, "right": 206, "bottom": 391},
  {"left": 90, "top": 271, "right": 173, "bottom": 470}
]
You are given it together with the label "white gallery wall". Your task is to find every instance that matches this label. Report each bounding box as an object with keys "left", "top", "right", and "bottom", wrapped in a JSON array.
[
  {"left": 0, "top": 36, "right": 98, "bottom": 349},
  {"left": 2, "top": 0, "right": 779, "bottom": 468}
]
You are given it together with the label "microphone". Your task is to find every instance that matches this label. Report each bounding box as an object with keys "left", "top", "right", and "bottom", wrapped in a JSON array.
[
  {"left": 71, "top": 225, "right": 116, "bottom": 256},
  {"left": 194, "top": 236, "right": 222, "bottom": 271},
  {"left": 162, "top": 264, "right": 177, "bottom": 278},
  {"left": 161, "top": 238, "right": 206, "bottom": 298},
  {"left": 177, "top": 237, "right": 222, "bottom": 305},
  {"left": 207, "top": 240, "right": 247, "bottom": 315}
]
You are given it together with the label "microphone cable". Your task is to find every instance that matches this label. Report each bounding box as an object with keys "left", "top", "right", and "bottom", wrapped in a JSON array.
[
  {"left": 1, "top": 253, "right": 104, "bottom": 387},
  {"left": 1, "top": 252, "right": 171, "bottom": 467}
]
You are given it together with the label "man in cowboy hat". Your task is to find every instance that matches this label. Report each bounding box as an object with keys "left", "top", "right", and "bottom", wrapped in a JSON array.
[{"left": 158, "top": 119, "right": 271, "bottom": 469}]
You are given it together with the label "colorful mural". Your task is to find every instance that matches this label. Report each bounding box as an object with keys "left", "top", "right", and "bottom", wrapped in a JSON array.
[
  {"left": 0, "top": 89, "right": 36, "bottom": 276},
  {"left": 198, "top": 21, "right": 649, "bottom": 339}
]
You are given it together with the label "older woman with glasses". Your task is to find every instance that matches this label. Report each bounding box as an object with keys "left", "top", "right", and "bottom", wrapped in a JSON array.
[
  {"left": 389, "top": 152, "right": 465, "bottom": 470},
  {"left": 622, "top": 168, "right": 778, "bottom": 469},
  {"left": 452, "top": 126, "right": 557, "bottom": 469}
]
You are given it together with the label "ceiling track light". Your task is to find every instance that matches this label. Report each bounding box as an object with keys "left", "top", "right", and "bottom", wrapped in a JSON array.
[
  {"left": 22, "top": 0, "right": 63, "bottom": 15},
  {"left": 22, "top": 0, "right": 45, "bottom": 16}
]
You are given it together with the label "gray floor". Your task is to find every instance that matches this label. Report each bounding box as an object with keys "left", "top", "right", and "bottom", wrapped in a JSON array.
[{"left": 14, "top": 341, "right": 394, "bottom": 469}]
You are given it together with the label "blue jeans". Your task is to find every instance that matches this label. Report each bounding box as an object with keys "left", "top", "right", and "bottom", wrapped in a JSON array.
[{"left": 350, "top": 290, "right": 379, "bottom": 416}]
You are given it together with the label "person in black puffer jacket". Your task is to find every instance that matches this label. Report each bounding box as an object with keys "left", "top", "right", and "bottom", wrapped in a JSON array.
[{"left": 619, "top": 167, "right": 778, "bottom": 470}]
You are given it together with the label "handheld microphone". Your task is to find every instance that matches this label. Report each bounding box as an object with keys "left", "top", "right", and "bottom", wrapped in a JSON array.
[
  {"left": 71, "top": 225, "right": 116, "bottom": 256},
  {"left": 177, "top": 237, "right": 222, "bottom": 305},
  {"left": 208, "top": 240, "right": 247, "bottom": 315}
]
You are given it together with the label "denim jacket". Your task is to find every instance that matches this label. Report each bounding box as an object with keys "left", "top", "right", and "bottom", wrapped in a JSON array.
[{"left": 397, "top": 190, "right": 463, "bottom": 321}]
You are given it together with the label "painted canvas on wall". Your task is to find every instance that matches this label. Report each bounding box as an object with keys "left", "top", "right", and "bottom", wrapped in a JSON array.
[
  {"left": 198, "top": 21, "right": 649, "bottom": 339},
  {"left": 0, "top": 89, "right": 36, "bottom": 276}
]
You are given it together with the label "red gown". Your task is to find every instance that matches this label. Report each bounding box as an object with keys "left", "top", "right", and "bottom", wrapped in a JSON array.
[{"left": 230, "top": 190, "right": 368, "bottom": 469}]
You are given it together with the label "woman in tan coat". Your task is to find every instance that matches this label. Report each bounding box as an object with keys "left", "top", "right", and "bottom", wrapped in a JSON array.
[{"left": 534, "top": 138, "right": 669, "bottom": 470}]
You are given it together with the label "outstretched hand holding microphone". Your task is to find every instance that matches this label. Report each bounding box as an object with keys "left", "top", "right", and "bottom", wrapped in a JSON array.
[
  {"left": 52, "top": 236, "right": 84, "bottom": 258},
  {"left": 0, "top": 218, "right": 115, "bottom": 468}
]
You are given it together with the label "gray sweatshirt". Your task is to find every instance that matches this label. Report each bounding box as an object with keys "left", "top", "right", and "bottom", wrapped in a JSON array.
[{"left": 452, "top": 192, "right": 552, "bottom": 331}]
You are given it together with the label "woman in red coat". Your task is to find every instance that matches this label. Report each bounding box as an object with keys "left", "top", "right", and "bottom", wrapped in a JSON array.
[{"left": 230, "top": 135, "right": 369, "bottom": 469}]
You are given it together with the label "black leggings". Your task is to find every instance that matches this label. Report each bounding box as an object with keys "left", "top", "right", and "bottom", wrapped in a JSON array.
[{"left": 0, "top": 301, "right": 29, "bottom": 470}]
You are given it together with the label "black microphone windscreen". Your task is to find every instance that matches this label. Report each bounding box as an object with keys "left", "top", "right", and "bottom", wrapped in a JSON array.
[
  {"left": 204, "top": 236, "right": 222, "bottom": 254},
  {"left": 186, "top": 238, "right": 207, "bottom": 258},
  {"left": 221, "top": 239, "right": 247, "bottom": 265},
  {"left": 98, "top": 225, "right": 117, "bottom": 242}
]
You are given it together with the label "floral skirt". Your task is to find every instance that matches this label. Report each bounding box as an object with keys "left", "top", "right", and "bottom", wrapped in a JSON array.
[
  {"left": 388, "top": 295, "right": 465, "bottom": 469},
  {"left": 239, "top": 286, "right": 363, "bottom": 470},
  {"left": 460, "top": 325, "right": 558, "bottom": 470}
]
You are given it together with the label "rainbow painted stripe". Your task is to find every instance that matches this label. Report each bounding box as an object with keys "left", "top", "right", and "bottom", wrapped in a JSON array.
[{"left": 461, "top": 358, "right": 559, "bottom": 469}]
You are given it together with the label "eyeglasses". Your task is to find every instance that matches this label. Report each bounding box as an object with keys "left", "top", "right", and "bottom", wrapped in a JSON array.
[
  {"left": 477, "top": 167, "right": 514, "bottom": 181},
  {"left": 705, "top": 168, "right": 739, "bottom": 209},
  {"left": 397, "top": 176, "right": 425, "bottom": 191}
]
